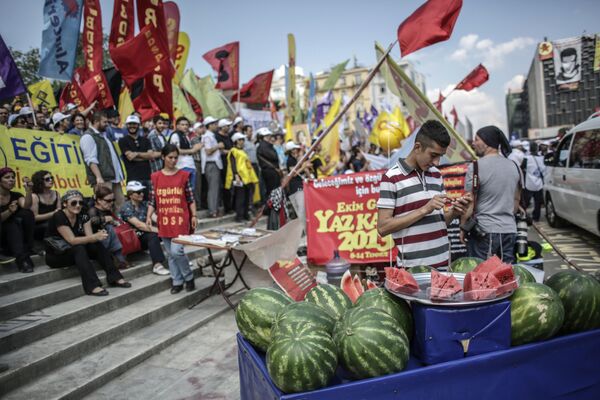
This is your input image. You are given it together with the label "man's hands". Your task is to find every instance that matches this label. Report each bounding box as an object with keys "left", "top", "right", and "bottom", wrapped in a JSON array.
[
  {"left": 422, "top": 194, "right": 447, "bottom": 215},
  {"left": 449, "top": 192, "right": 473, "bottom": 218}
]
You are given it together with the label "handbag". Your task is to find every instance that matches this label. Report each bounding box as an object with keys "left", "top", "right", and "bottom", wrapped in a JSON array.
[
  {"left": 44, "top": 236, "right": 71, "bottom": 254},
  {"left": 113, "top": 215, "right": 142, "bottom": 256}
]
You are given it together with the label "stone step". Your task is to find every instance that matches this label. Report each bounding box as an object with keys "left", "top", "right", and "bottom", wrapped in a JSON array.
[
  {"left": 2, "top": 292, "right": 241, "bottom": 400},
  {"left": 0, "top": 275, "right": 219, "bottom": 397}
]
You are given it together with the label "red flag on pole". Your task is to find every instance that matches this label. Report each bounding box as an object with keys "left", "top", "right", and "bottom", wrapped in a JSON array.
[
  {"left": 136, "top": 0, "right": 168, "bottom": 39},
  {"left": 109, "top": 0, "right": 135, "bottom": 49},
  {"left": 109, "top": 23, "right": 170, "bottom": 86},
  {"left": 454, "top": 64, "right": 489, "bottom": 91},
  {"left": 163, "top": 1, "right": 180, "bottom": 62},
  {"left": 132, "top": 90, "right": 161, "bottom": 122},
  {"left": 451, "top": 106, "right": 459, "bottom": 128},
  {"left": 202, "top": 42, "right": 240, "bottom": 90},
  {"left": 231, "top": 70, "right": 274, "bottom": 104},
  {"left": 397, "top": 0, "right": 463, "bottom": 57},
  {"left": 59, "top": 81, "right": 89, "bottom": 111},
  {"left": 142, "top": 58, "right": 174, "bottom": 117},
  {"left": 83, "top": 0, "right": 103, "bottom": 77},
  {"left": 434, "top": 91, "right": 445, "bottom": 112},
  {"left": 81, "top": 72, "right": 115, "bottom": 109}
]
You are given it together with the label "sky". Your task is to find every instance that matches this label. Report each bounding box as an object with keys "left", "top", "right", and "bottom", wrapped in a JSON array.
[{"left": 2, "top": 0, "right": 599, "bottom": 133}]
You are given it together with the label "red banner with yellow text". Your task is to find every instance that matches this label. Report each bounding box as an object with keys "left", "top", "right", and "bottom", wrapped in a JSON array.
[
  {"left": 83, "top": 0, "right": 103, "bottom": 78},
  {"left": 305, "top": 171, "right": 396, "bottom": 265},
  {"left": 109, "top": 0, "right": 134, "bottom": 49}
]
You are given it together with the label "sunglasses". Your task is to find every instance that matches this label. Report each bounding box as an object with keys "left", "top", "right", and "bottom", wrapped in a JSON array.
[
  {"left": 44, "top": 176, "right": 54, "bottom": 182},
  {"left": 102, "top": 198, "right": 115, "bottom": 203},
  {"left": 69, "top": 200, "right": 84, "bottom": 207},
  {"left": 132, "top": 190, "right": 144, "bottom": 195}
]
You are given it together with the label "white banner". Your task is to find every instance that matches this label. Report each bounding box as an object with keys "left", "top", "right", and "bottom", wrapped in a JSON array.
[
  {"left": 553, "top": 36, "right": 582, "bottom": 85},
  {"left": 239, "top": 108, "right": 284, "bottom": 133}
]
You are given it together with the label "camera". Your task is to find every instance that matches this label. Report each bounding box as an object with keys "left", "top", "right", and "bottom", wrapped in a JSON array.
[{"left": 461, "top": 217, "right": 486, "bottom": 239}]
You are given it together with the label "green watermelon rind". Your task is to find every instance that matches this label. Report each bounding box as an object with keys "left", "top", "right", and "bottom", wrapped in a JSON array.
[
  {"left": 354, "top": 288, "right": 413, "bottom": 340},
  {"left": 450, "top": 257, "right": 484, "bottom": 273},
  {"left": 272, "top": 301, "right": 336, "bottom": 337},
  {"left": 545, "top": 270, "right": 600, "bottom": 334},
  {"left": 333, "top": 307, "right": 409, "bottom": 380},
  {"left": 512, "top": 264, "right": 536, "bottom": 284},
  {"left": 510, "top": 282, "right": 565, "bottom": 346},
  {"left": 408, "top": 265, "right": 433, "bottom": 274},
  {"left": 304, "top": 284, "right": 352, "bottom": 321},
  {"left": 235, "top": 288, "right": 293, "bottom": 352},
  {"left": 267, "top": 321, "right": 337, "bottom": 393}
]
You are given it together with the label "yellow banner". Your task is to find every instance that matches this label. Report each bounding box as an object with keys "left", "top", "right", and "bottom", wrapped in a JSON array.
[
  {"left": 375, "top": 42, "right": 476, "bottom": 162},
  {"left": 174, "top": 32, "right": 190, "bottom": 84},
  {"left": 316, "top": 96, "right": 341, "bottom": 175},
  {"left": 594, "top": 35, "right": 600, "bottom": 72},
  {"left": 28, "top": 80, "right": 57, "bottom": 109},
  {"left": 287, "top": 33, "right": 297, "bottom": 128},
  {"left": 118, "top": 87, "right": 135, "bottom": 126}
]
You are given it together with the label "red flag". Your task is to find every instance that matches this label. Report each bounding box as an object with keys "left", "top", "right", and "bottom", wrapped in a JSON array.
[
  {"left": 397, "top": 0, "right": 463, "bottom": 57},
  {"left": 454, "top": 64, "right": 489, "bottom": 91},
  {"left": 434, "top": 91, "right": 445, "bottom": 112},
  {"left": 109, "top": 0, "right": 135, "bottom": 49},
  {"left": 59, "top": 82, "right": 89, "bottom": 112},
  {"left": 136, "top": 0, "right": 168, "bottom": 40},
  {"left": 163, "top": 1, "right": 180, "bottom": 62},
  {"left": 202, "top": 42, "right": 240, "bottom": 90},
  {"left": 83, "top": 0, "right": 104, "bottom": 76},
  {"left": 231, "top": 70, "right": 274, "bottom": 104},
  {"left": 81, "top": 72, "right": 115, "bottom": 109},
  {"left": 142, "top": 58, "right": 174, "bottom": 117},
  {"left": 185, "top": 90, "right": 203, "bottom": 117},
  {"left": 132, "top": 91, "right": 161, "bottom": 122},
  {"left": 451, "top": 106, "right": 459, "bottom": 128},
  {"left": 109, "top": 23, "right": 170, "bottom": 86}
]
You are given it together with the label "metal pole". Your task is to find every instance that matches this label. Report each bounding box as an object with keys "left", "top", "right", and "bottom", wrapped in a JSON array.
[{"left": 26, "top": 93, "right": 38, "bottom": 127}]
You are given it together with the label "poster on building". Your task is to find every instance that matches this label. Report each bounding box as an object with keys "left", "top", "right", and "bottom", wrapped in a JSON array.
[
  {"left": 594, "top": 35, "right": 600, "bottom": 72},
  {"left": 239, "top": 108, "right": 283, "bottom": 133},
  {"left": 304, "top": 171, "right": 396, "bottom": 265},
  {"left": 553, "top": 36, "right": 582, "bottom": 86}
]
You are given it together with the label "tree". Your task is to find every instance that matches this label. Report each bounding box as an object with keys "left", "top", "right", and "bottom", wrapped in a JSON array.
[{"left": 10, "top": 47, "right": 41, "bottom": 87}]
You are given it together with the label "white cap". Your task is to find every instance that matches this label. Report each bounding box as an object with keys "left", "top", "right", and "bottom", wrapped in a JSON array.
[
  {"left": 66, "top": 103, "right": 77, "bottom": 111},
  {"left": 233, "top": 116, "right": 243, "bottom": 125},
  {"left": 203, "top": 116, "right": 218, "bottom": 126},
  {"left": 218, "top": 118, "right": 232, "bottom": 128},
  {"left": 125, "top": 115, "right": 141, "bottom": 125},
  {"left": 193, "top": 122, "right": 203, "bottom": 130},
  {"left": 285, "top": 141, "right": 301, "bottom": 152},
  {"left": 257, "top": 127, "right": 273, "bottom": 136},
  {"left": 231, "top": 132, "right": 246, "bottom": 142},
  {"left": 19, "top": 106, "right": 33, "bottom": 115},
  {"left": 52, "top": 112, "right": 70, "bottom": 126},
  {"left": 126, "top": 181, "right": 146, "bottom": 192},
  {"left": 522, "top": 141, "right": 530, "bottom": 152},
  {"left": 510, "top": 139, "right": 522, "bottom": 148}
]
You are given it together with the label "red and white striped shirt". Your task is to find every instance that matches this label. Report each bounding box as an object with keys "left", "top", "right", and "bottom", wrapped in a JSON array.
[{"left": 377, "top": 158, "right": 449, "bottom": 268}]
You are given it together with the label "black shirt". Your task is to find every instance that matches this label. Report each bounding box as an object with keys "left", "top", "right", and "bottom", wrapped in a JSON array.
[
  {"left": 311, "top": 157, "right": 324, "bottom": 178},
  {"left": 257, "top": 141, "right": 279, "bottom": 171},
  {"left": 47, "top": 210, "right": 90, "bottom": 238},
  {"left": 216, "top": 133, "right": 233, "bottom": 167},
  {"left": 118, "top": 135, "right": 152, "bottom": 181},
  {"left": 0, "top": 191, "right": 23, "bottom": 213},
  {"left": 286, "top": 156, "right": 303, "bottom": 194}
]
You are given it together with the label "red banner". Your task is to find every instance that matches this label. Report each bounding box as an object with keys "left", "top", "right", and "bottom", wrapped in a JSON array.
[
  {"left": 202, "top": 41, "right": 240, "bottom": 90},
  {"left": 109, "top": 0, "right": 134, "bottom": 49},
  {"left": 143, "top": 58, "right": 174, "bottom": 117},
  {"left": 305, "top": 171, "right": 396, "bottom": 265},
  {"left": 132, "top": 90, "right": 160, "bottom": 122},
  {"left": 59, "top": 82, "right": 89, "bottom": 112},
  {"left": 163, "top": 1, "right": 180, "bottom": 62},
  {"left": 83, "top": 0, "right": 103, "bottom": 77},
  {"left": 81, "top": 72, "right": 115, "bottom": 109},
  {"left": 231, "top": 70, "right": 274, "bottom": 104},
  {"left": 136, "top": 0, "right": 168, "bottom": 39}
]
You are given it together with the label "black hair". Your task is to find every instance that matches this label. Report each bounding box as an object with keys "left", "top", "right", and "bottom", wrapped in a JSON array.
[
  {"left": 175, "top": 116, "right": 189, "bottom": 126},
  {"left": 415, "top": 120, "right": 451, "bottom": 149},
  {"left": 31, "top": 170, "right": 51, "bottom": 194},
  {"left": 161, "top": 143, "right": 179, "bottom": 157},
  {"left": 560, "top": 47, "right": 577, "bottom": 60},
  {"left": 242, "top": 124, "right": 252, "bottom": 133},
  {"left": 153, "top": 115, "right": 169, "bottom": 124},
  {"left": 90, "top": 111, "right": 107, "bottom": 124}
]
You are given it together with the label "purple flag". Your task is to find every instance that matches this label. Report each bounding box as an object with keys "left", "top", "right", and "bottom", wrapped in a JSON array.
[
  {"left": 315, "top": 90, "right": 333, "bottom": 128},
  {"left": 0, "top": 34, "right": 26, "bottom": 100}
]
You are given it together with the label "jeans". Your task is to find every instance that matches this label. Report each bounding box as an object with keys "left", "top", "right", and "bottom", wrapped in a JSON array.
[
  {"left": 182, "top": 167, "right": 197, "bottom": 192},
  {"left": 467, "top": 232, "right": 517, "bottom": 264},
  {"left": 162, "top": 237, "right": 193, "bottom": 286},
  {"left": 138, "top": 231, "right": 165, "bottom": 264},
  {"left": 0, "top": 208, "right": 34, "bottom": 268},
  {"left": 233, "top": 184, "right": 250, "bottom": 221},
  {"left": 522, "top": 189, "right": 543, "bottom": 222}
]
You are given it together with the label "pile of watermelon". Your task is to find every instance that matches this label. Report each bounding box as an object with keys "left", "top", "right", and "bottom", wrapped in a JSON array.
[
  {"left": 340, "top": 270, "right": 377, "bottom": 303},
  {"left": 464, "top": 256, "right": 519, "bottom": 300},
  {"left": 236, "top": 279, "right": 414, "bottom": 393}
]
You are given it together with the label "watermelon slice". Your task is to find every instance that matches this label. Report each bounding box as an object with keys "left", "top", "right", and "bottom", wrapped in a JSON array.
[
  {"left": 341, "top": 270, "right": 361, "bottom": 303},
  {"left": 353, "top": 275, "right": 365, "bottom": 297},
  {"left": 430, "top": 270, "right": 462, "bottom": 300},
  {"left": 473, "top": 256, "right": 518, "bottom": 295},
  {"left": 366, "top": 279, "right": 377, "bottom": 290},
  {"left": 473, "top": 255, "right": 504, "bottom": 274},
  {"left": 464, "top": 271, "right": 500, "bottom": 300},
  {"left": 385, "top": 267, "right": 419, "bottom": 294}
]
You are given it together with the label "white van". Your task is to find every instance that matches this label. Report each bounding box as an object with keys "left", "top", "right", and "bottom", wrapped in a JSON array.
[{"left": 543, "top": 116, "right": 600, "bottom": 236}]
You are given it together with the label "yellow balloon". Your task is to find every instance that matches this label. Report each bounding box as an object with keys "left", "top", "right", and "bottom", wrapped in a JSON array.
[{"left": 378, "top": 129, "right": 402, "bottom": 153}]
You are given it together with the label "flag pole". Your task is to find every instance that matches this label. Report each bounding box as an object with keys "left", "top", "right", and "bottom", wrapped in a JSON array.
[
  {"left": 250, "top": 39, "right": 398, "bottom": 226},
  {"left": 26, "top": 93, "right": 38, "bottom": 127}
]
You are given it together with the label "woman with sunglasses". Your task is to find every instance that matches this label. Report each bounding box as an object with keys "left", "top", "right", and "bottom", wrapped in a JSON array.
[
  {"left": 87, "top": 186, "right": 130, "bottom": 269},
  {"left": 146, "top": 144, "right": 197, "bottom": 294},
  {"left": 0, "top": 167, "right": 35, "bottom": 272},
  {"left": 45, "top": 190, "right": 131, "bottom": 296},
  {"left": 30, "top": 170, "right": 61, "bottom": 240}
]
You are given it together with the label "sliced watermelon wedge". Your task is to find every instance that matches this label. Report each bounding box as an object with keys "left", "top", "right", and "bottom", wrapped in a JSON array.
[
  {"left": 366, "top": 279, "right": 377, "bottom": 290},
  {"left": 341, "top": 270, "right": 361, "bottom": 303},
  {"left": 430, "top": 270, "right": 462, "bottom": 300},
  {"left": 473, "top": 256, "right": 518, "bottom": 295},
  {"left": 385, "top": 267, "right": 419, "bottom": 294},
  {"left": 464, "top": 271, "right": 500, "bottom": 300},
  {"left": 353, "top": 274, "right": 365, "bottom": 297}
]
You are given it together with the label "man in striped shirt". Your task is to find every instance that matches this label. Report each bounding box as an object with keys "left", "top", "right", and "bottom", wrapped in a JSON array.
[{"left": 377, "top": 120, "right": 472, "bottom": 269}]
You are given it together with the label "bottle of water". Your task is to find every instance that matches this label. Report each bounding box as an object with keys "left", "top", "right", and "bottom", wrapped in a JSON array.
[{"left": 325, "top": 250, "right": 350, "bottom": 287}]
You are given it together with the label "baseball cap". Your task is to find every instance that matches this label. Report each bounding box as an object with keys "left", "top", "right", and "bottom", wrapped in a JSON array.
[
  {"left": 65, "top": 103, "right": 77, "bottom": 111},
  {"left": 203, "top": 116, "right": 217, "bottom": 126},
  {"left": 233, "top": 116, "right": 243, "bottom": 125},
  {"left": 218, "top": 118, "right": 232, "bottom": 128},
  {"left": 125, "top": 115, "right": 141, "bottom": 125},
  {"left": 257, "top": 127, "right": 273, "bottom": 136},
  {"left": 126, "top": 181, "right": 146, "bottom": 192},
  {"left": 19, "top": 106, "right": 33, "bottom": 116},
  {"left": 231, "top": 132, "right": 246, "bottom": 142},
  {"left": 510, "top": 139, "right": 522, "bottom": 148},
  {"left": 285, "top": 141, "right": 301, "bottom": 152},
  {"left": 193, "top": 122, "right": 203, "bottom": 130}
]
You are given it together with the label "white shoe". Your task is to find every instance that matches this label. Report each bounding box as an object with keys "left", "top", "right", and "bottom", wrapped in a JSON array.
[{"left": 153, "top": 264, "right": 170, "bottom": 276}]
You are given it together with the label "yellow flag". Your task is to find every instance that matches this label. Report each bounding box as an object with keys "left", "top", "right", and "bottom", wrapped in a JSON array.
[
  {"left": 285, "top": 118, "right": 294, "bottom": 142},
  {"left": 28, "top": 80, "right": 57, "bottom": 109},
  {"left": 316, "top": 96, "right": 342, "bottom": 176},
  {"left": 174, "top": 32, "right": 190, "bottom": 84},
  {"left": 370, "top": 111, "right": 390, "bottom": 145},
  {"left": 118, "top": 88, "right": 135, "bottom": 126},
  {"left": 391, "top": 107, "right": 410, "bottom": 139},
  {"left": 287, "top": 34, "right": 297, "bottom": 125},
  {"left": 173, "top": 83, "right": 196, "bottom": 122}
]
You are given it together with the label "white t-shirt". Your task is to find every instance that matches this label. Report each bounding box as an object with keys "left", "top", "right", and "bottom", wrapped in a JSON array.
[
  {"left": 169, "top": 133, "right": 196, "bottom": 170},
  {"left": 524, "top": 155, "right": 545, "bottom": 192}
]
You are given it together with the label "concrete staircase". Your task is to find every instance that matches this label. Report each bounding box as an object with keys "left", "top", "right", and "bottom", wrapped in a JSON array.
[{"left": 0, "top": 212, "right": 246, "bottom": 399}]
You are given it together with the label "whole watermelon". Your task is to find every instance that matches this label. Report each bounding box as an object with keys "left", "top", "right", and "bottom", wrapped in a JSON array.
[
  {"left": 334, "top": 307, "right": 409, "bottom": 380},
  {"left": 510, "top": 283, "right": 564, "bottom": 346},
  {"left": 272, "top": 301, "right": 336, "bottom": 336},
  {"left": 267, "top": 322, "right": 337, "bottom": 393},
  {"left": 305, "top": 283, "right": 352, "bottom": 320},
  {"left": 235, "top": 288, "right": 293, "bottom": 352},
  {"left": 354, "top": 288, "right": 413, "bottom": 340},
  {"left": 409, "top": 265, "right": 433, "bottom": 274},
  {"left": 545, "top": 270, "right": 600, "bottom": 333},
  {"left": 512, "top": 264, "right": 536, "bottom": 284},
  {"left": 450, "top": 257, "right": 484, "bottom": 273}
]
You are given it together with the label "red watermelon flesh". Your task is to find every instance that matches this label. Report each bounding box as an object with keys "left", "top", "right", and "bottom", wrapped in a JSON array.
[
  {"left": 430, "top": 270, "right": 462, "bottom": 300},
  {"left": 385, "top": 267, "right": 419, "bottom": 294},
  {"left": 474, "top": 256, "right": 518, "bottom": 294},
  {"left": 341, "top": 270, "right": 361, "bottom": 303},
  {"left": 366, "top": 279, "right": 377, "bottom": 290},
  {"left": 353, "top": 275, "right": 365, "bottom": 296},
  {"left": 464, "top": 271, "right": 500, "bottom": 300},
  {"left": 473, "top": 255, "right": 503, "bottom": 274}
]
